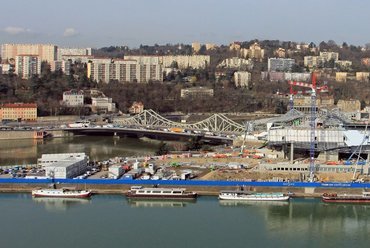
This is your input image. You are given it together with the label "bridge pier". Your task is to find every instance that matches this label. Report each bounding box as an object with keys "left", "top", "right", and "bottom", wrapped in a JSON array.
[{"left": 113, "top": 132, "right": 120, "bottom": 139}]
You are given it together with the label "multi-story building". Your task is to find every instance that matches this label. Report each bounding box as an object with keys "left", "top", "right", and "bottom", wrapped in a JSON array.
[
  {"left": 0, "top": 103, "right": 37, "bottom": 121},
  {"left": 125, "top": 55, "right": 210, "bottom": 69},
  {"left": 217, "top": 57, "right": 253, "bottom": 69},
  {"left": 336, "top": 72, "right": 347, "bottom": 82},
  {"left": 268, "top": 58, "right": 295, "bottom": 72},
  {"left": 0, "top": 63, "right": 12, "bottom": 74},
  {"left": 60, "top": 55, "right": 93, "bottom": 64},
  {"left": 234, "top": 71, "right": 251, "bottom": 87},
  {"left": 246, "top": 43, "right": 265, "bottom": 61},
  {"left": 180, "top": 87, "right": 214, "bottom": 98},
  {"left": 274, "top": 48, "right": 286, "bottom": 58},
  {"left": 229, "top": 42, "right": 241, "bottom": 51},
  {"left": 337, "top": 99, "right": 361, "bottom": 112},
  {"left": 192, "top": 42, "right": 201, "bottom": 53},
  {"left": 356, "top": 72, "right": 370, "bottom": 82},
  {"left": 1, "top": 44, "right": 57, "bottom": 62},
  {"left": 335, "top": 60, "right": 352, "bottom": 70},
  {"left": 91, "top": 97, "right": 116, "bottom": 113},
  {"left": 51, "top": 60, "right": 71, "bottom": 75},
  {"left": 87, "top": 58, "right": 163, "bottom": 83},
  {"left": 319, "top": 52, "right": 339, "bottom": 61},
  {"left": 205, "top": 43, "right": 217, "bottom": 50},
  {"left": 62, "top": 90, "right": 84, "bottom": 106},
  {"left": 15, "top": 55, "right": 41, "bottom": 79},
  {"left": 57, "top": 47, "right": 92, "bottom": 60}
]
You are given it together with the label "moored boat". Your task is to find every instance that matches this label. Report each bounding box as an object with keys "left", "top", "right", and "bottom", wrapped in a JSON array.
[
  {"left": 322, "top": 192, "right": 370, "bottom": 203},
  {"left": 219, "top": 190, "right": 290, "bottom": 201},
  {"left": 125, "top": 186, "right": 197, "bottom": 200},
  {"left": 32, "top": 188, "right": 92, "bottom": 198}
]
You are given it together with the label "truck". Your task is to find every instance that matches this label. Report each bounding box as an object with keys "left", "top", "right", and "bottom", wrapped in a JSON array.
[{"left": 169, "top": 127, "right": 184, "bottom": 133}]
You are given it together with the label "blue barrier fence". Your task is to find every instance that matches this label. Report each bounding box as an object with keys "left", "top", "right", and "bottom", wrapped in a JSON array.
[{"left": 0, "top": 178, "right": 369, "bottom": 188}]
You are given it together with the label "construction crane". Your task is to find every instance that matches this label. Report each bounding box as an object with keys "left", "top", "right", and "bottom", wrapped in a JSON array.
[{"left": 287, "top": 73, "right": 326, "bottom": 181}]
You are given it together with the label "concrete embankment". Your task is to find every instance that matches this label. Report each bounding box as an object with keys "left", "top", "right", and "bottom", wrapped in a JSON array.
[{"left": 0, "top": 183, "right": 364, "bottom": 198}]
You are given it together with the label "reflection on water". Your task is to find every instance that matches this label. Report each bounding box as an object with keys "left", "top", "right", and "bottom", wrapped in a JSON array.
[
  {"left": 0, "top": 136, "right": 158, "bottom": 166},
  {"left": 219, "top": 200, "right": 290, "bottom": 207},
  {"left": 32, "top": 197, "right": 91, "bottom": 212},
  {"left": 127, "top": 199, "right": 196, "bottom": 208}
]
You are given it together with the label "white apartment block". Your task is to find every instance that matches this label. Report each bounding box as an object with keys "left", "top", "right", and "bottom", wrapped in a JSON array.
[
  {"left": 319, "top": 52, "right": 339, "bottom": 61},
  {"left": 356, "top": 72, "right": 370, "bottom": 82},
  {"left": 335, "top": 60, "right": 352, "bottom": 69},
  {"left": 125, "top": 55, "right": 210, "bottom": 69},
  {"left": 63, "top": 90, "right": 84, "bottom": 106},
  {"left": 87, "top": 58, "right": 163, "bottom": 83},
  {"left": 1, "top": 44, "right": 57, "bottom": 62},
  {"left": 51, "top": 60, "right": 71, "bottom": 75},
  {"left": 234, "top": 71, "right": 251, "bottom": 87},
  {"left": 218, "top": 57, "right": 253, "bottom": 69},
  {"left": 91, "top": 97, "right": 116, "bottom": 113},
  {"left": 268, "top": 58, "right": 295, "bottom": 72},
  {"left": 0, "top": 64, "right": 11, "bottom": 74},
  {"left": 57, "top": 47, "right": 92, "bottom": 60},
  {"left": 15, "top": 55, "right": 41, "bottom": 79}
]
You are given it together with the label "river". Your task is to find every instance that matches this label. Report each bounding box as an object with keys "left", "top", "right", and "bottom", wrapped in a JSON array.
[
  {"left": 0, "top": 194, "right": 369, "bottom": 248},
  {"left": 0, "top": 136, "right": 159, "bottom": 166}
]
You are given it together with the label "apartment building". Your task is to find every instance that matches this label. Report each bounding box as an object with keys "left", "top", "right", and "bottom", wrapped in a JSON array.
[
  {"left": 15, "top": 55, "right": 41, "bottom": 79},
  {"left": 234, "top": 71, "right": 251, "bottom": 87},
  {"left": 336, "top": 72, "right": 347, "bottom": 82},
  {"left": 243, "top": 43, "right": 265, "bottom": 61},
  {"left": 356, "top": 72, "right": 370, "bottom": 82},
  {"left": 1, "top": 44, "right": 57, "bottom": 62},
  {"left": 51, "top": 60, "right": 71, "bottom": 75},
  {"left": 57, "top": 47, "right": 92, "bottom": 60},
  {"left": 218, "top": 57, "right": 253, "bottom": 69},
  {"left": 268, "top": 58, "right": 295, "bottom": 72},
  {"left": 192, "top": 42, "right": 201, "bottom": 53},
  {"left": 319, "top": 52, "right": 339, "bottom": 61},
  {"left": 125, "top": 55, "right": 210, "bottom": 69},
  {"left": 335, "top": 60, "right": 352, "bottom": 69},
  {"left": 87, "top": 58, "right": 163, "bottom": 83},
  {"left": 0, "top": 103, "right": 37, "bottom": 121},
  {"left": 91, "top": 97, "right": 116, "bottom": 113},
  {"left": 62, "top": 90, "right": 84, "bottom": 106},
  {"left": 180, "top": 87, "right": 214, "bottom": 98}
]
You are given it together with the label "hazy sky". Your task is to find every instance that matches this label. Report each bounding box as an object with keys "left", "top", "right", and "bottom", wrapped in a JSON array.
[{"left": 1, "top": 0, "right": 370, "bottom": 48}]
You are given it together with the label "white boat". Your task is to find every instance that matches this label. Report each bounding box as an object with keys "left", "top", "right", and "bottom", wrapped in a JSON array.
[
  {"left": 32, "top": 188, "right": 92, "bottom": 198},
  {"left": 219, "top": 191, "right": 290, "bottom": 201},
  {"left": 126, "top": 186, "right": 197, "bottom": 200}
]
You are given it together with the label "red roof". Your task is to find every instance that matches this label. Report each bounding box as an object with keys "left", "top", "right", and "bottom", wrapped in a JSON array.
[{"left": 2, "top": 103, "right": 37, "bottom": 108}]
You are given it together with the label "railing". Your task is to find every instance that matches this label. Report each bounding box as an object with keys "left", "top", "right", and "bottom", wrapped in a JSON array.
[{"left": 0, "top": 178, "right": 368, "bottom": 188}]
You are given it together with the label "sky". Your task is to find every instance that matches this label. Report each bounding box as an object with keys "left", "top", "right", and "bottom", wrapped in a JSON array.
[{"left": 1, "top": 0, "right": 370, "bottom": 48}]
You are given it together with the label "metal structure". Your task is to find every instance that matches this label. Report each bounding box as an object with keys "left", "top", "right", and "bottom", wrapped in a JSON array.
[{"left": 114, "top": 109, "right": 246, "bottom": 135}]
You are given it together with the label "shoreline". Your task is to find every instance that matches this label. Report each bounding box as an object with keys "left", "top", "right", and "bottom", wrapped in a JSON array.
[{"left": 0, "top": 183, "right": 364, "bottom": 198}]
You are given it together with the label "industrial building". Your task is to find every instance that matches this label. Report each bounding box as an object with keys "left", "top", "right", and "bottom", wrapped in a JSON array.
[{"left": 39, "top": 153, "right": 88, "bottom": 179}]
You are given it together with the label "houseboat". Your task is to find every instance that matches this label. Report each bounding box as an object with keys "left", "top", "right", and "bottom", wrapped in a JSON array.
[
  {"left": 32, "top": 188, "right": 92, "bottom": 198},
  {"left": 219, "top": 190, "right": 290, "bottom": 201},
  {"left": 125, "top": 186, "right": 197, "bottom": 200}
]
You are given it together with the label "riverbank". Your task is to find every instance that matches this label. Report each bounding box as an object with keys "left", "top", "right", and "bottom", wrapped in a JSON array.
[{"left": 0, "top": 183, "right": 365, "bottom": 198}]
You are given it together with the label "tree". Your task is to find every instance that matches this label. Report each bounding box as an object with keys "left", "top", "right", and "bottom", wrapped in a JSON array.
[{"left": 155, "top": 141, "right": 170, "bottom": 155}]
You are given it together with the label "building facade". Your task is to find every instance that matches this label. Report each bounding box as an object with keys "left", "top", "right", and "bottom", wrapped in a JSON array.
[
  {"left": 234, "top": 71, "right": 251, "bottom": 87},
  {"left": 129, "top": 101, "right": 144, "bottom": 114},
  {"left": 57, "top": 47, "right": 92, "bottom": 60},
  {"left": 356, "top": 72, "right": 370, "bottom": 82},
  {"left": 87, "top": 58, "right": 163, "bottom": 83},
  {"left": 51, "top": 60, "right": 71, "bottom": 75},
  {"left": 91, "top": 97, "right": 116, "bottom": 113},
  {"left": 1, "top": 44, "right": 57, "bottom": 62},
  {"left": 218, "top": 57, "right": 253, "bottom": 69},
  {"left": 0, "top": 103, "right": 37, "bottom": 121},
  {"left": 268, "top": 58, "right": 295, "bottom": 72},
  {"left": 62, "top": 90, "right": 84, "bottom": 106},
  {"left": 180, "top": 87, "right": 214, "bottom": 98},
  {"left": 15, "top": 55, "right": 41, "bottom": 79}
]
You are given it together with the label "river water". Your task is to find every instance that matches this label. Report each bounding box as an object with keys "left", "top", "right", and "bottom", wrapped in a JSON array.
[
  {"left": 0, "top": 194, "right": 369, "bottom": 248},
  {"left": 0, "top": 136, "right": 159, "bottom": 166}
]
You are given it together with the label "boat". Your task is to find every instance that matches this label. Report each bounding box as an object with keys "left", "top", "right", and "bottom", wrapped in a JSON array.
[
  {"left": 125, "top": 186, "right": 197, "bottom": 200},
  {"left": 218, "top": 190, "right": 290, "bottom": 201},
  {"left": 322, "top": 192, "right": 370, "bottom": 203},
  {"left": 32, "top": 188, "right": 92, "bottom": 198}
]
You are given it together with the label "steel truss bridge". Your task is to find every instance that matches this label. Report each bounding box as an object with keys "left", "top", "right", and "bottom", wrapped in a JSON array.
[{"left": 114, "top": 109, "right": 246, "bottom": 135}]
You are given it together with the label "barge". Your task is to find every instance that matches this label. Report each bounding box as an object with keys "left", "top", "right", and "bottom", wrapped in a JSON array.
[{"left": 125, "top": 186, "right": 197, "bottom": 200}]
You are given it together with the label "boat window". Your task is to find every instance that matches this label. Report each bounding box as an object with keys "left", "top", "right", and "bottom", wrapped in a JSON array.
[
  {"left": 162, "top": 191, "right": 172, "bottom": 193},
  {"left": 138, "top": 190, "right": 145, "bottom": 193},
  {"left": 152, "top": 191, "right": 161, "bottom": 194},
  {"left": 173, "top": 191, "right": 182, "bottom": 194}
]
